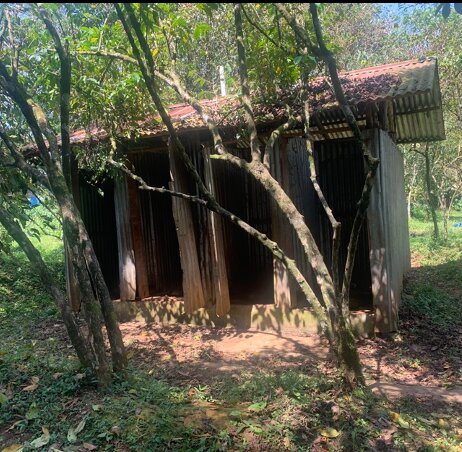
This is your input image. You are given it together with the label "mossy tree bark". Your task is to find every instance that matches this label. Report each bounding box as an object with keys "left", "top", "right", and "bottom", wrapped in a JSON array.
[
  {"left": 0, "top": 204, "right": 93, "bottom": 370},
  {"left": 0, "top": 7, "right": 127, "bottom": 387}
]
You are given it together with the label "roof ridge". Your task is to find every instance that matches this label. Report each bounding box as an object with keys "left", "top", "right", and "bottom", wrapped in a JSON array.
[{"left": 339, "top": 57, "right": 435, "bottom": 77}]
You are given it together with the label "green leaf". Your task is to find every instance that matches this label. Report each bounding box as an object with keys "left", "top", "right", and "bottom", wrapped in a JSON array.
[
  {"left": 67, "top": 418, "right": 86, "bottom": 443},
  {"left": 26, "top": 402, "right": 39, "bottom": 420},
  {"left": 0, "top": 392, "right": 8, "bottom": 406},
  {"left": 247, "top": 401, "right": 267, "bottom": 412},
  {"left": 30, "top": 427, "right": 50, "bottom": 449},
  {"left": 194, "top": 23, "right": 212, "bottom": 40},
  {"left": 320, "top": 427, "right": 340, "bottom": 438}
]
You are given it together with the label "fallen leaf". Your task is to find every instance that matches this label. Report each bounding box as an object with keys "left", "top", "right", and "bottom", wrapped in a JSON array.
[
  {"left": 52, "top": 373, "right": 63, "bottom": 380},
  {"left": 92, "top": 404, "right": 102, "bottom": 412},
  {"left": 31, "top": 376, "right": 39, "bottom": 384},
  {"left": 331, "top": 404, "right": 341, "bottom": 421},
  {"left": 30, "top": 427, "right": 50, "bottom": 449},
  {"left": 67, "top": 418, "right": 86, "bottom": 443},
  {"left": 83, "top": 443, "right": 97, "bottom": 451},
  {"left": 248, "top": 401, "right": 267, "bottom": 412},
  {"left": 26, "top": 402, "right": 39, "bottom": 420},
  {"left": 0, "top": 392, "right": 8, "bottom": 406},
  {"left": 74, "top": 373, "right": 85, "bottom": 380},
  {"left": 1, "top": 444, "right": 23, "bottom": 452},
  {"left": 23, "top": 384, "right": 38, "bottom": 392},
  {"left": 320, "top": 428, "right": 340, "bottom": 438},
  {"left": 1, "top": 445, "right": 23, "bottom": 452},
  {"left": 380, "top": 426, "right": 397, "bottom": 444}
]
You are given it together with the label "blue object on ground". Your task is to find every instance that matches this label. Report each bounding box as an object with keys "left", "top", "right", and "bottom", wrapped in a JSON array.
[
  {"left": 29, "top": 195, "right": 40, "bottom": 207},
  {"left": 453, "top": 222, "right": 462, "bottom": 228}
]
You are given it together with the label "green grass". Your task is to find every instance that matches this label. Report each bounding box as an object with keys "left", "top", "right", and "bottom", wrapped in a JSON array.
[
  {"left": 404, "top": 209, "right": 462, "bottom": 330},
  {"left": 1, "top": 209, "right": 462, "bottom": 450}
]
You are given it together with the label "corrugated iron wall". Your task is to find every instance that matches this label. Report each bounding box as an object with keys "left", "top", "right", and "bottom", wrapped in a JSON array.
[
  {"left": 286, "top": 138, "right": 321, "bottom": 298},
  {"left": 77, "top": 136, "right": 374, "bottom": 309},
  {"left": 78, "top": 174, "right": 120, "bottom": 298},
  {"left": 129, "top": 141, "right": 272, "bottom": 302},
  {"left": 212, "top": 147, "right": 273, "bottom": 300},
  {"left": 313, "top": 138, "right": 373, "bottom": 307},
  {"left": 130, "top": 151, "right": 183, "bottom": 295},
  {"left": 368, "top": 129, "right": 410, "bottom": 332}
]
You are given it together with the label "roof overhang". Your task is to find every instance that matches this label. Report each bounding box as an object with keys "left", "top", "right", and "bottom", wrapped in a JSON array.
[{"left": 309, "top": 58, "right": 445, "bottom": 143}]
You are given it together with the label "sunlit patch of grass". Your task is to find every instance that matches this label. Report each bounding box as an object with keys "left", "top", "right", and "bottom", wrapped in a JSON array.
[{"left": 409, "top": 210, "right": 462, "bottom": 268}]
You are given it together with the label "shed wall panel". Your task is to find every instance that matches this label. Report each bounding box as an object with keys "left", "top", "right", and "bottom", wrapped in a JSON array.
[
  {"left": 367, "top": 129, "right": 411, "bottom": 332},
  {"left": 313, "top": 139, "right": 373, "bottom": 306},
  {"left": 130, "top": 152, "right": 183, "bottom": 295},
  {"left": 78, "top": 174, "right": 119, "bottom": 298}
]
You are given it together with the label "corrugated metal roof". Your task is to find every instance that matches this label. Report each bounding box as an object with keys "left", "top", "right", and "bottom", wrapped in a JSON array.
[{"left": 35, "top": 58, "right": 445, "bottom": 150}]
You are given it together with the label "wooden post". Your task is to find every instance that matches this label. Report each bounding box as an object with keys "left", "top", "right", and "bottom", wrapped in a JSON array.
[
  {"left": 114, "top": 176, "right": 137, "bottom": 301},
  {"left": 126, "top": 161, "right": 150, "bottom": 299},
  {"left": 168, "top": 139, "right": 206, "bottom": 313},
  {"left": 203, "top": 147, "right": 230, "bottom": 317},
  {"left": 268, "top": 138, "right": 297, "bottom": 308}
]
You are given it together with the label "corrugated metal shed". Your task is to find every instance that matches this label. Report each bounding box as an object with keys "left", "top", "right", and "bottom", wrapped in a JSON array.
[
  {"left": 58, "top": 58, "right": 444, "bottom": 149},
  {"left": 310, "top": 58, "right": 445, "bottom": 143}
]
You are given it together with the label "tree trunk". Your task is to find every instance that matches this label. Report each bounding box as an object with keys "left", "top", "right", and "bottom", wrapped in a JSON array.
[
  {"left": 443, "top": 204, "right": 449, "bottom": 241},
  {"left": 48, "top": 167, "right": 128, "bottom": 374},
  {"left": 336, "top": 308, "right": 365, "bottom": 386},
  {"left": 0, "top": 205, "right": 93, "bottom": 369},
  {"left": 424, "top": 146, "right": 439, "bottom": 239}
]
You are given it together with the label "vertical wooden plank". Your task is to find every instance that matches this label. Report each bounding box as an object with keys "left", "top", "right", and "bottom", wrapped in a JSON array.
[
  {"left": 189, "top": 143, "right": 214, "bottom": 308},
  {"left": 126, "top": 163, "right": 150, "bottom": 300},
  {"left": 169, "top": 139, "right": 206, "bottom": 313},
  {"left": 114, "top": 176, "right": 137, "bottom": 301},
  {"left": 268, "top": 138, "right": 297, "bottom": 308},
  {"left": 203, "top": 148, "right": 231, "bottom": 317}
]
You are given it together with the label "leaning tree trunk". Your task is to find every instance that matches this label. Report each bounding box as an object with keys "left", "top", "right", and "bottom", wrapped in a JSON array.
[
  {"left": 0, "top": 204, "right": 93, "bottom": 369},
  {"left": 47, "top": 168, "right": 128, "bottom": 374},
  {"left": 0, "top": 8, "right": 127, "bottom": 387}
]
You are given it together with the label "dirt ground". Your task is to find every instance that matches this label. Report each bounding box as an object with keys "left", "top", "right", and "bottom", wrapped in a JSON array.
[{"left": 116, "top": 318, "right": 462, "bottom": 404}]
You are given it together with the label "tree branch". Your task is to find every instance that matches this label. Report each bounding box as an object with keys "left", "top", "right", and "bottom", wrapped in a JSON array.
[
  {"left": 307, "top": 4, "right": 379, "bottom": 303},
  {"left": 76, "top": 49, "right": 138, "bottom": 65},
  {"left": 0, "top": 124, "right": 50, "bottom": 189},
  {"left": 37, "top": 3, "right": 72, "bottom": 189},
  {"left": 241, "top": 4, "right": 288, "bottom": 53},
  {"left": 234, "top": 3, "right": 261, "bottom": 162}
]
